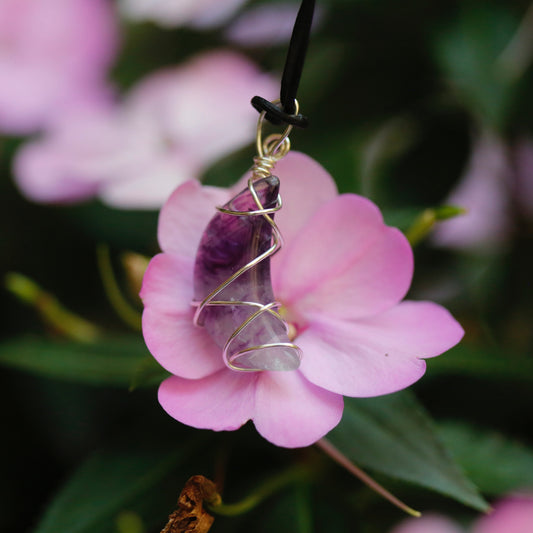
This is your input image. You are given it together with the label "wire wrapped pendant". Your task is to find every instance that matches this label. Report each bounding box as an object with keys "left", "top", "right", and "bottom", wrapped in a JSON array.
[{"left": 192, "top": 107, "right": 302, "bottom": 372}]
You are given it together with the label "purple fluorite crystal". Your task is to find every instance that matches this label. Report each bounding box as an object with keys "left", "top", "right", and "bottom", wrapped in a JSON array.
[{"left": 193, "top": 175, "right": 301, "bottom": 372}]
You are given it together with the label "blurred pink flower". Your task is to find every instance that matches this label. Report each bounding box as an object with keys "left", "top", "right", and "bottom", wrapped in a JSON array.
[
  {"left": 391, "top": 493, "right": 533, "bottom": 533},
  {"left": 391, "top": 514, "right": 462, "bottom": 533},
  {"left": 472, "top": 494, "right": 533, "bottom": 533},
  {"left": 14, "top": 51, "right": 276, "bottom": 209},
  {"left": 433, "top": 131, "right": 533, "bottom": 253},
  {"left": 432, "top": 133, "right": 513, "bottom": 252},
  {"left": 0, "top": 0, "right": 118, "bottom": 134},
  {"left": 140, "top": 152, "right": 464, "bottom": 448},
  {"left": 225, "top": 3, "right": 322, "bottom": 47},
  {"left": 119, "top": 0, "right": 247, "bottom": 29}
]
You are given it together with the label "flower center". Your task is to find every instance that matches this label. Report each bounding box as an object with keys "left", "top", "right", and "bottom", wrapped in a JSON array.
[{"left": 278, "top": 305, "right": 301, "bottom": 342}]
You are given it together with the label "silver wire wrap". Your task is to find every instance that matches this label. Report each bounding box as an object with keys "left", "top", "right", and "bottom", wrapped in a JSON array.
[{"left": 192, "top": 102, "right": 303, "bottom": 372}]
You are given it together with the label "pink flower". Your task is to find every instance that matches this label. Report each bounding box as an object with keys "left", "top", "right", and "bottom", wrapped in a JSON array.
[
  {"left": 119, "top": 0, "right": 247, "bottom": 29},
  {"left": 432, "top": 132, "right": 514, "bottom": 252},
  {"left": 472, "top": 494, "right": 533, "bottom": 533},
  {"left": 140, "top": 152, "right": 464, "bottom": 448},
  {"left": 433, "top": 132, "right": 533, "bottom": 253},
  {"left": 0, "top": 0, "right": 118, "bottom": 135},
  {"left": 14, "top": 51, "right": 276, "bottom": 209},
  {"left": 390, "top": 493, "right": 533, "bottom": 533},
  {"left": 391, "top": 514, "right": 462, "bottom": 533},
  {"left": 225, "top": 3, "right": 323, "bottom": 47}
]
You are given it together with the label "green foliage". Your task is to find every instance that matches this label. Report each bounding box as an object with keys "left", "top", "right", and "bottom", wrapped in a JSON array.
[
  {"left": 328, "top": 392, "right": 489, "bottom": 511},
  {"left": 433, "top": 5, "right": 520, "bottom": 129},
  {"left": 429, "top": 343, "right": 533, "bottom": 383},
  {"left": 0, "top": 337, "right": 165, "bottom": 387},
  {"left": 32, "top": 443, "right": 199, "bottom": 533},
  {"left": 439, "top": 422, "right": 533, "bottom": 495}
]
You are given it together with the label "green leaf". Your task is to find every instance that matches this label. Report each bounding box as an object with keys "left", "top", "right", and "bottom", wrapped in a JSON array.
[
  {"left": 428, "top": 343, "right": 533, "bottom": 383},
  {"left": 33, "top": 443, "right": 198, "bottom": 533},
  {"left": 0, "top": 337, "right": 166, "bottom": 387},
  {"left": 438, "top": 421, "right": 533, "bottom": 495},
  {"left": 434, "top": 6, "right": 518, "bottom": 128},
  {"left": 327, "top": 391, "right": 489, "bottom": 511}
]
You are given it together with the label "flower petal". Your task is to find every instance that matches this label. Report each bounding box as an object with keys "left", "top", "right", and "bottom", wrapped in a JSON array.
[
  {"left": 141, "top": 253, "right": 225, "bottom": 378},
  {"left": 158, "top": 371, "right": 256, "bottom": 431},
  {"left": 127, "top": 50, "right": 276, "bottom": 166},
  {"left": 273, "top": 152, "right": 338, "bottom": 264},
  {"left": 158, "top": 180, "right": 230, "bottom": 257},
  {"left": 13, "top": 105, "right": 158, "bottom": 205},
  {"left": 140, "top": 253, "right": 194, "bottom": 314},
  {"left": 120, "top": 0, "right": 247, "bottom": 29},
  {"left": 432, "top": 132, "right": 512, "bottom": 252},
  {"left": 231, "top": 152, "right": 338, "bottom": 287},
  {"left": 390, "top": 514, "right": 463, "bottom": 533},
  {"left": 471, "top": 494, "right": 533, "bottom": 533},
  {"left": 225, "top": 3, "right": 301, "bottom": 46},
  {"left": 143, "top": 308, "right": 224, "bottom": 378},
  {"left": 232, "top": 152, "right": 338, "bottom": 256},
  {"left": 14, "top": 138, "right": 100, "bottom": 203},
  {"left": 99, "top": 156, "right": 194, "bottom": 209},
  {"left": 0, "top": 0, "right": 117, "bottom": 134},
  {"left": 253, "top": 371, "right": 344, "bottom": 448},
  {"left": 276, "top": 194, "right": 413, "bottom": 320},
  {"left": 298, "top": 301, "right": 464, "bottom": 397}
]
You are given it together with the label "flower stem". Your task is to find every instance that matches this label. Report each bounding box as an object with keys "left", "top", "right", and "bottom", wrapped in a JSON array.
[
  {"left": 208, "top": 464, "right": 311, "bottom": 516},
  {"left": 96, "top": 244, "right": 142, "bottom": 331},
  {"left": 317, "top": 438, "right": 421, "bottom": 517},
  {"left": 5, "top": 272, "right": 101, "bottom": 342}
]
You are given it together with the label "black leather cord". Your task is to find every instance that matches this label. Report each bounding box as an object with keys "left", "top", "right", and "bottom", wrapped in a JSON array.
[{"left": 251, "top": 0, "right": 315, "bottom": 128}]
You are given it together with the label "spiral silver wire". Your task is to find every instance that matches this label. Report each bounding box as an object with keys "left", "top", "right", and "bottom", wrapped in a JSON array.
[{"left": 193, "top": 103, "right": 302, "bottom": 371}]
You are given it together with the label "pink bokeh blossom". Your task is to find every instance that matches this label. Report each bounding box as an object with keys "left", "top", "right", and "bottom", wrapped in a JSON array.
[
  {"left": 433, "top": 132, "right": 533, "bottom": 253},
  {"left": 391, "top": 514, "right": 462, "bottom": 533},
  {"left": 119, "top": 0, "right": 247, "bottom": 29},
  {"left": 225, "top": 3, "right": 325, "bottom": 47},
  {"left": 140, "top": 152, "right": 464, "bottom": 448},
  {"left": 472, "top": 494, "right": 533, "bottom": 533},
  {"left": 14, "top": 51, "right": 276, "bottom": 209},
  {"left": 0, "top": 0, "right": 118, "bottom": 134},
  {"left": 391, "top": 493, "right": 533, "bottom": 533},
  {"left": 432, "top": 133, "right": 513, "bottom": 252}
]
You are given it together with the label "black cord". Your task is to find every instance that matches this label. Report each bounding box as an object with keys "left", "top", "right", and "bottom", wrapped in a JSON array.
[{"left": 251, "top": 0, "right": 315, "bottom": 128}]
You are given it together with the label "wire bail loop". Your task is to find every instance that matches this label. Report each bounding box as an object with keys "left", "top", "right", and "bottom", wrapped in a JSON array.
[{"left": 252, "top": 99, "right": 297, "bottom": 179}]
